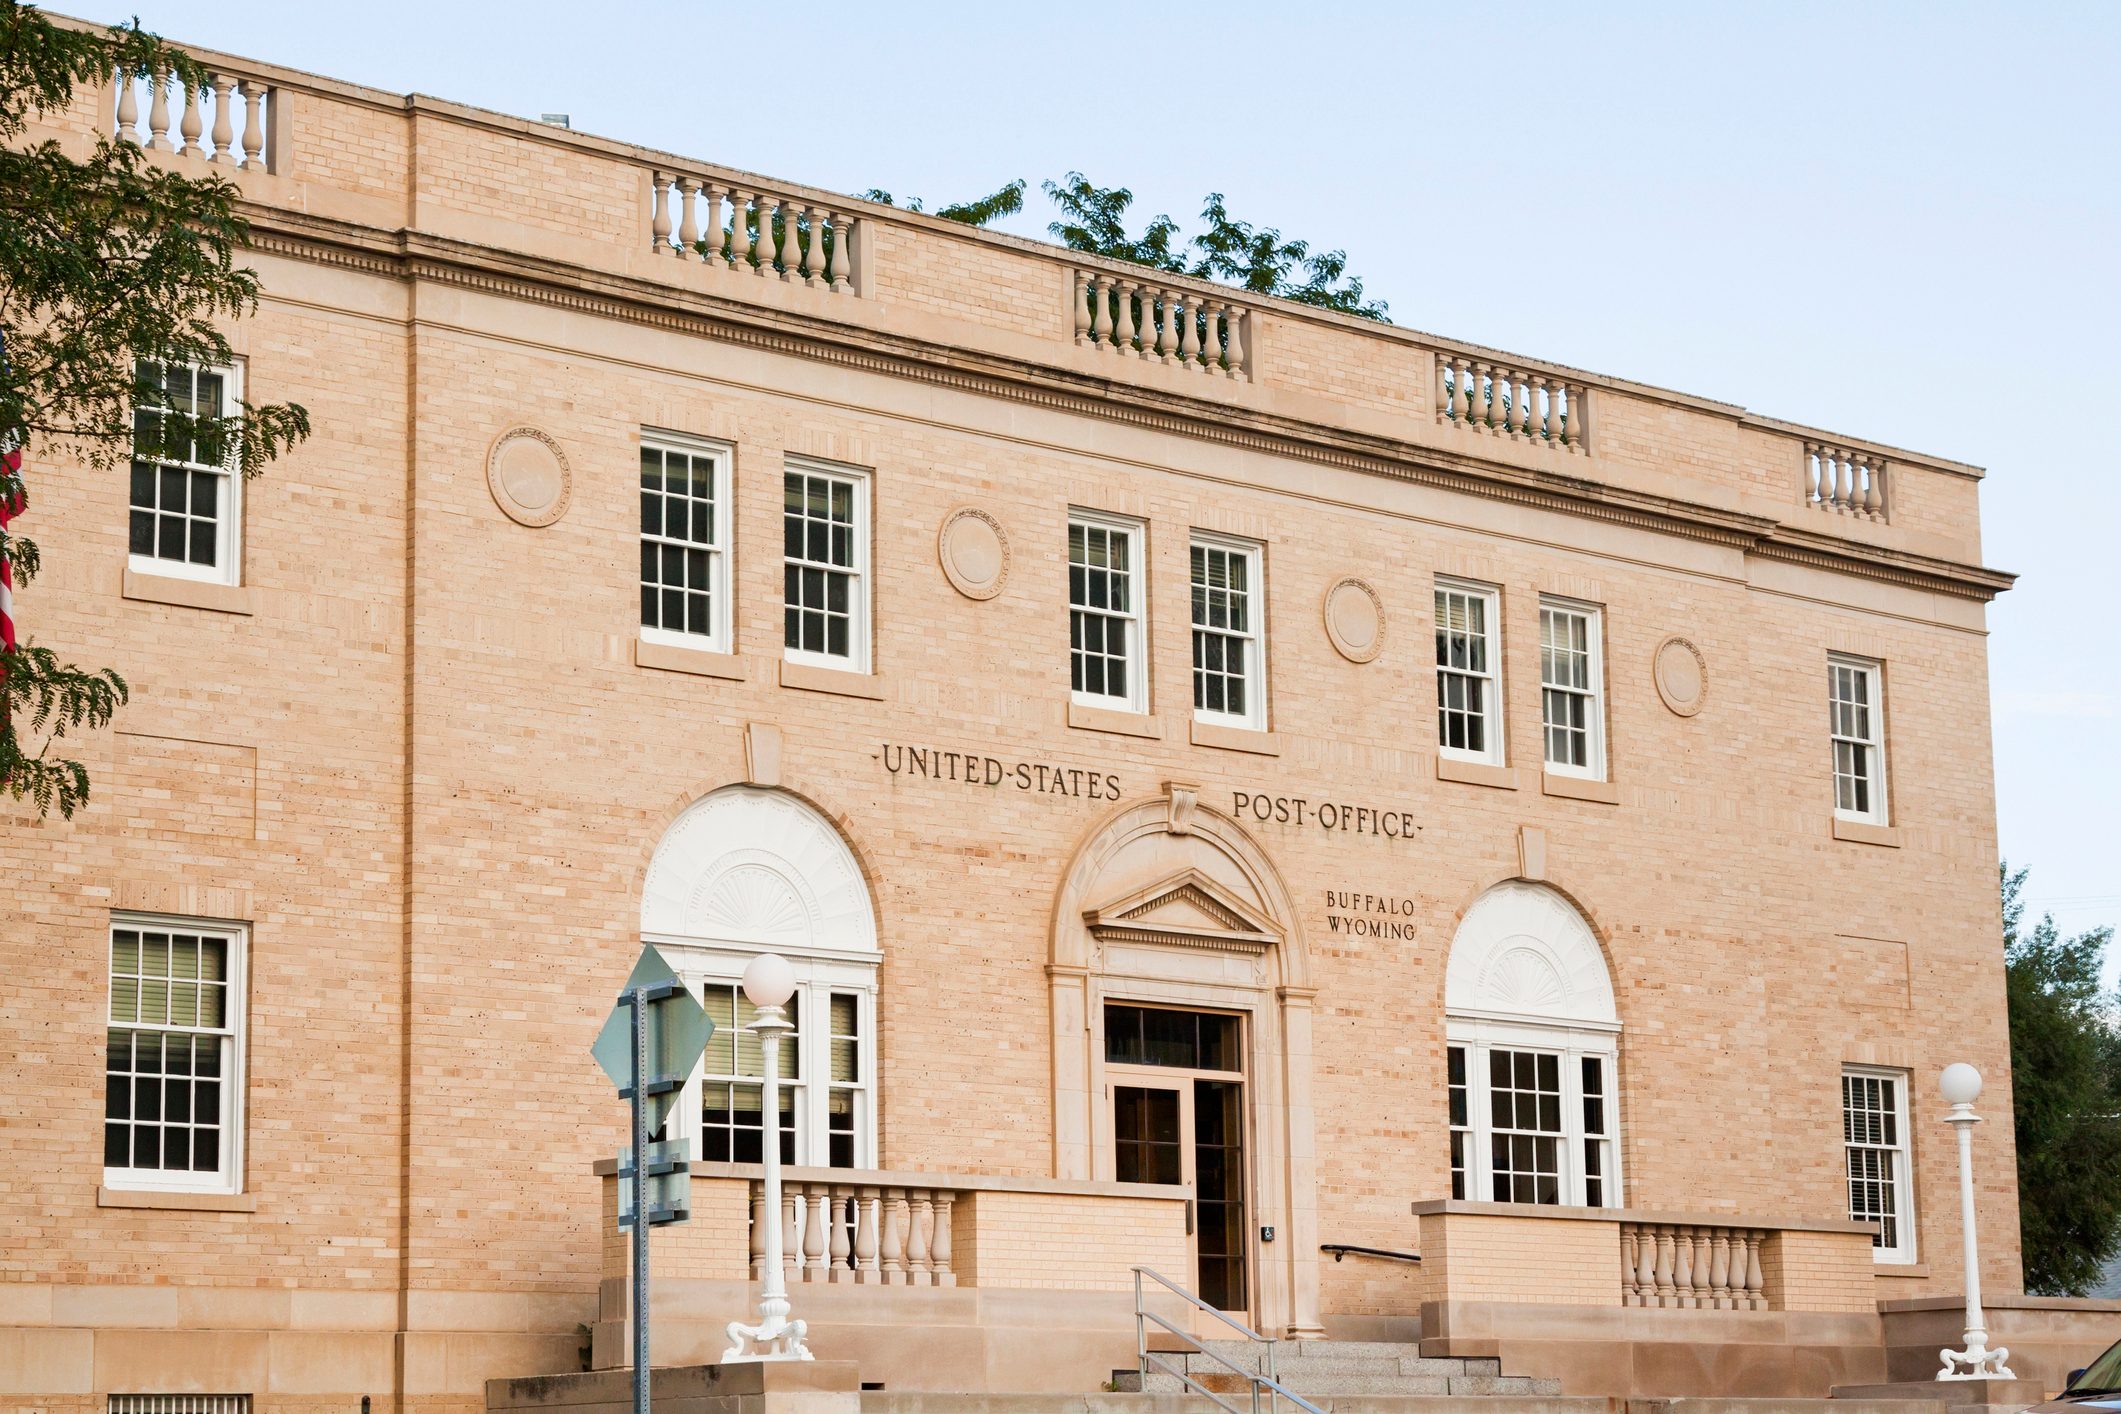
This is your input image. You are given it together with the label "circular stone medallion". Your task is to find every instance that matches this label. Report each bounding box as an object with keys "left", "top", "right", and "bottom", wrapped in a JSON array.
[
  {"left": 487, "top": 427, "right": 573, "bottom": 528},
  {"left": 937, "top": 507, "right": 1010, "bottom": 600},
  {"left": 1323, "top": 577, "right": 1386, "bottom": 664},
  {"left": 1653, "top": 636, "right": 1708, "bottom": 717}
]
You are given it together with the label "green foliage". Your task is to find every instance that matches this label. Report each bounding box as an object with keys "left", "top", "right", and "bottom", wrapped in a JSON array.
[
  {"left": 2005, "top": 862, "right": 2121, "bottom": 1295},
  {"left": 0, "top": 1, "right": 310, "bottom": 818},
  {"left": 867, "top": 173, "right": 1387, "bottom": 320}
]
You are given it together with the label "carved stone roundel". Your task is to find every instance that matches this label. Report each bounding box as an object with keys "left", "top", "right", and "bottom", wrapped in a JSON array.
[
  {"left": 1653, "top": 636, "right": 1708, "bottom": 717},
  {"left": 1323, "top": 578, "right": 1385, "bottom": 664},
  {"left": 938, "top": 507, "right": 1010, "bottom": 600},
  {"left": 487, "top": 426, "right": 572, "bottom": 528}
]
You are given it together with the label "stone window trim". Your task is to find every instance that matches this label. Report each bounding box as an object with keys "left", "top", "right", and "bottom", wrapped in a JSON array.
[
  {"left": 1538, "top": 596, "right": 1607, "bottom": 783},
  {"left": 1189, "top": 532, "right": 1267, "bottom": 734},
  {"left": 1435, "top": 577, "right": 1505, "bottom": 767},
  {"left": 1829, "top": 654, "right": 1889, "bottom": 827},
  {"left": 1843, "top": 1064, "right": 1917, "bottom": 1265},
  {"left": 638, "top": 429, "right": 735, "bottom": 656},
  {"left": 103, "top": 911, "right": 249, "bottom": 1199},
  {"left": 782, "top": 458, "right": 872, "bottom": 676},
  {"left": 128, "top": 357, "right": 244, "bottom": 589},
  {"left": 1068, "top": 508, "right": 1149, "bottom": 715}
]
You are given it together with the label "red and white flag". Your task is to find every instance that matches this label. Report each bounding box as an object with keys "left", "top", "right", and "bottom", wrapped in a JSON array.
[{"left": 0, "top": 435, "right": 18, "bottom": 660}]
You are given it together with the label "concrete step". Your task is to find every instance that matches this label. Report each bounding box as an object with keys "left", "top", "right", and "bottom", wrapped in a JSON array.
[
  {"left": 1139, "top": 1372, "right": 1562, "bottom": 1399},
  {"left": 1165, "top": 1355, "right": 1498, "bottom": 1380},
  {"left": 869, "top": 1395, "right": 1603, "bottom": 1414}
]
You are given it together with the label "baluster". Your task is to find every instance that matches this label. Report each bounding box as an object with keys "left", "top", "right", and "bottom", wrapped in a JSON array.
[
  {"left": 1178, "top": 293, "right": 1202, "bottom": 369},
  {"left": 1469, "top": 363, "right": 1492, "bottom": 430},
  {"left": 880, "top": 1192, "right": 907, "bottom": 1284},
  {"left": 237, "top": 81, "right": 265, "bottom": 168},
  {"left": 1072, "top": 272, "right": 1091, "bottom": 346},
  {"left": 1499, "top": 370, "right": 1520, "bottom": 436},
  {"left": 1821, "top": 448, "right": 1841, "bottom": 511},
  {"left": 1153, "top": 289, "right": 1174, "bottom": 363},
  {"left": 1695, "top": 1231, "right": 1716, "bottom": 1308},
  {"left": 827, "top": 1185, "right": 853, "bottom": 1281},
  {"left": 931, "top": 1191, "right": 956, "bottom": 1286},
  {"left": 178, "top": 76, "right": 204, "bottom": 158},
  {"left": 779, "top": 199, "right": 804, "bottom": 283},
  {"left": 1620, "top": 1229, "right": 1640, "bottom": 1305},
  {"left": 802, "top": 1184, "right": 829, "bottom": 1279},
  {"left": 802, "top": 205, "right": 826, "bottom": 286},
  {"left": 1089, "top": 276, "right": 1113, "bottom": 351},
  {"left": 828, "top": 212, "right": 853, "bottom": 292},
  {"left": 763, "top": 194, "right": 787, "bottom": 276},
  {"left": 782, "top": 1189, "right": 801, "bottom": 1278},
  {"left": 1803, "top": 444, "right": 1819, "bottom": 506},
  {"left": 1837, "top": 449, "right": 1857, "bottom": 513},
  {"left": 749, "top": 1186, "right": 771, "bottom": 1274},
  {"left": 1529, "top": 376, "right": 1550, "bottom": 442},
  {"left": 668, "top": 177, "right": 696, "bottom": 261},
  {"left": 906, "top": 1190, "right": 935, "bottom": 1286},
  {"left": 115, "top": 69, "right": 139, "bottom": 144},
  {"left": 1219, "top": 302, "right": 1244, "bottom": 379},
  {"left": 1454, "top": 357, "right": 1473, "bottom": 423},
  {"left": 1671, "top": 1225, "right": 1695, "bottom": 1307},
  {"left": 649, "top": 173, "right": 672, "bottom": 255},
  {"left": 1863, "top": 458, "right": 1884, "bottom": 518},
  {"left": 1116, "top": 279, "right": 1139, "bottom": 356},
  {"left": 1635, "top": 1224, "right": 1657, "bottom": 1304},
  {"left": 1653, "top": 1226, "right": 1677, "bottom": 1307},
  {"left": 854, "top": 1186, "right": 880, "bottom": 1282},
  {"left": 145, "top": 67, "right": 171, "bottom": 151},
  {"left": 1709, "top": 1230, "right": 1732, "bottom": 1310},
  {"left": 720, "top": 189, "right": 745, "bottom": 269},
  {"left": 1746, "top": 1230, "right": 1767, "bottom": 1309},
  {"left": 206, "top": 75, "right": 234, "bottom": 163},
  {"left": 697, "top": 184, "right": 726, "bottom": 263}
]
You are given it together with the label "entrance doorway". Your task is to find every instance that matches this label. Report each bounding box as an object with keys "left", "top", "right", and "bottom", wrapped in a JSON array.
[{"left": 1105, "top": 1003, "right": 1248, "bottom": 1317}]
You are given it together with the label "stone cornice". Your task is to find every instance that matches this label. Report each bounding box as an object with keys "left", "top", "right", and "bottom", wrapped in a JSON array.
[{"left": 244, "top": 211, "right": 2014, "bottom": 603}]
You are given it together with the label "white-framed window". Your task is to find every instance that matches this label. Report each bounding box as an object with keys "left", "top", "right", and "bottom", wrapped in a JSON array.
[
  {"left": 660, "top": 948, "right": 877, "bottom": 1170},
  {"left": 783, "top": 461, "right": 870, "bottom": 672},
  {"left": 1844, "top": 1067, "right": 1916, "bottom": 1263},
  {"left": 1446, "top": 1025, "right": 1620, "bottom": 1208},
  {"left": 639, "top": 432, "right": 732, "bottom": 652},
  {"left": 1070, "top": 511, "right": 1146, "bottom": 712},
  {"left": 110, "top": 1397, "right": 251, "bottom": 1414},
  {"left": 1190, "top": 534, "right": 1265, "bottom": 731},
  {"left": 1829, "top": 655, "right": 1888, "bottom": 823},
  {"left": 1540, "top": 599, "right": 1605, "bottom": 779},
  {"left": 104, "top": 915, "right": 247, "bottom": 1195},
  {"left": 129, "top": 359, "right": 242, "bottom": 585},
  {"left": 1435, "top": 579, "right": 1503, "bottom": 763}
]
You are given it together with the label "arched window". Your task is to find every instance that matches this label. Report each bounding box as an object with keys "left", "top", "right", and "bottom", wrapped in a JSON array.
[
  {"left": 1443, "top": 882, "right": 1620, "bottom": 1208},
  {"left": 640, "top": 787, "right": 879, "bottom": 1168}
]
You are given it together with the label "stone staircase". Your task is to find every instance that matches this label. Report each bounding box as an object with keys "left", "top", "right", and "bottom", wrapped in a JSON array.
[{"left": 1118, "top": 1338, "right": 1563, "bottom": 1400}]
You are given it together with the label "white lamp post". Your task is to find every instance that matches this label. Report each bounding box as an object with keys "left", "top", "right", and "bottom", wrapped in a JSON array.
[
  {"left": 1937, "top": 1062, "right": 2014, "bottom": 1380},
  {"left": 721, "top": 953, "right": 813, "bottom": 1362}
]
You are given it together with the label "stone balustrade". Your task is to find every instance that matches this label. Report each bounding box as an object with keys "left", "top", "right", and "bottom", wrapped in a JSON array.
[
  {"left": 1435, "top": 354, "right": 1591, "bottom": 452},
  {"left": 1805, "top": 441, "right": 1888, "bottom": 520},
  {"left": 1621, "top": 1220, "right": 1767, "bottom": 1310},
  {"left": 1072, "top": 270, "right": 1251, "bottom": 381},
  {"left": 749, "top": 1174, "right": 958, "bottom": 1286},
  {"left": 110, "top": 66, "right": 276, "bottom": 171},
  {"left": 646, "top": 171, "right": 859, "bottom": 294}
]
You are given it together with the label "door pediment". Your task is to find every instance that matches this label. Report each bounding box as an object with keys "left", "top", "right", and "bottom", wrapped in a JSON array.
[{"left": 1083, "top": 867, "right": 1280, "bottom": 954}]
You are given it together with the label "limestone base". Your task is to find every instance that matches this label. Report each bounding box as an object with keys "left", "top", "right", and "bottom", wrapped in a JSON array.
[{"left": 488, "top": 1361, "right": 861, "bottom": 1414}]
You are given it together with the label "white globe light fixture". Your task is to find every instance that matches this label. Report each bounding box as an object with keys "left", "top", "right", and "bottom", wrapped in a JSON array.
[
  {"left": 1937, "top": 1063, "right": 2013, "bottom": 1380},
  {"left": 720, "top": 953, "right": 812, "bottom": 1362}
]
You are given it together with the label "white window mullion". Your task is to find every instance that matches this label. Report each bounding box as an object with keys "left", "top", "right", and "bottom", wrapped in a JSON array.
[
  {"left": 1070, "top": 511, "right": 1146, "bottom": 713},
  {"left": 1435, "top": 579, "right": 1503, "bottom": 764},
  {"left": 639, "top": 432, "right": 733, "bottom": 652},
  {"left": 1830, "top": 656, "right": 1888, "bottom": 823},
  {"left": 128, "top": 359, "right": 243, "bottom": 587},
  {"left": 104, "top": 914, "right": 246, "bottom": 1196},
  {"left": 1844, "top": 1066, "right": 1915, "bottom": 1262},
  {"left": 783, "top": 461, "right": 870, "bottom": 673},
  {"left": 1191, "top": 535, "right": 1265, "bottom": 731},
  {"left": 1540, "top": 599, "right": 1605, "bottom": 780}
]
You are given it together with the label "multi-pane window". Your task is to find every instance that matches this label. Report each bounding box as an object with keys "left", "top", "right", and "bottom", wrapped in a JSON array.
[
  {"left": 1070, "top": 513, "right": 1145, "bottom": 711},
  {"left": 1447, "top": 1046, "right": 1470, "bottom": 1200},
  {"left": 1540, "top": 601, "right": 1605, "bottom": 778},
  {"left": 685, "top": 968, "right": 874, "bottom": 1169},
  {"left": 1830, "top": 656, "right": 1887, "bottom": 823},
  {"left": 1191, "top": 537, "right": 1264, "bottom": 730},
  {"left": 1436, "top": 581, "right": 1502, "bottom": 762},
  {"left": 129, "top": 360, "right": 240, "bottom": 584},
  {"left": 105, "top": 918, "right": 244, "bottom": 1193},
  {"left": 783, "top": 463, "right": 868, "bottom": 671},
  {"left": 1447, "top": 1035, "right": 1619, "bottom": 1208},
  {"left": 639, "top": 435, "right": 731, "bottom": 650},
  {"left": 1844, "top": 1068, "right": 1915, "bottom": 1262}
]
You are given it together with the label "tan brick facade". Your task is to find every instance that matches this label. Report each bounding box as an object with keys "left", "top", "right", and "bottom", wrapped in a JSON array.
[{"left": 1, "top": 24, "right": 2027, "bottom": 1413}]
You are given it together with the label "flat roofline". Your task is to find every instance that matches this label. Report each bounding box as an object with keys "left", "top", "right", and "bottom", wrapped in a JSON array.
[{"left": 53, "top": 12, "right": 1987, "bottom": 480}]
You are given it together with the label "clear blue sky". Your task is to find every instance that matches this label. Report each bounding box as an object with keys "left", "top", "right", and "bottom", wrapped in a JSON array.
[{"left": 115, "top": 0, "right": 2121, "bottom": 977}]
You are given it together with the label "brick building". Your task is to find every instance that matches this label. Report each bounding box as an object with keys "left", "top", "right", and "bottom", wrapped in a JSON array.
[{"left": 7, "top": 23, "right": 2098, "bottom": 1414}]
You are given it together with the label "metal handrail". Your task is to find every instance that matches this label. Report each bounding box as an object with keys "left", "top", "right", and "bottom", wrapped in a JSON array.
[
  {"left": 1131, "top": 1266, "right": 1327, "bottom": 1414},
  {"left": 1319, "top": 1243, "right": 1421, "bottom": 1264}
]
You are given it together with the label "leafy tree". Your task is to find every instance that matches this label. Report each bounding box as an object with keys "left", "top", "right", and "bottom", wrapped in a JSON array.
[
  {"left": 2004, "top": 862, "right": 2121, "bottom": 1294},
  {"left": 866, "top": 173, "right": 1388, "bottom": 321},
  {"left": 0, "top": 3, "right": 308, "bottom": 818}
]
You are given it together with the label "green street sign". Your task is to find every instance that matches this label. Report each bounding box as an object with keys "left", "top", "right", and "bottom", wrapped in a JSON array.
[{"left": 592, "top": 944, "right": 712, "bottom": 1134}]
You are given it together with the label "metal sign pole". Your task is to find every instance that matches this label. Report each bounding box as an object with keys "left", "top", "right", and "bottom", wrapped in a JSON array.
[{"left": 630, "top": 987, "right": 650, "bottom": 1414}]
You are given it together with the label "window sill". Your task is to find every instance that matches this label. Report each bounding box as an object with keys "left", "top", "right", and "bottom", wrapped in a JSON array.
[
  {"left": 1542, "top": 772, "right": 1619, "bottom": 804},
  {"left": 122, "top": 568, "right": 253, "bottom": 616},
  {"left": 1436, "top": 756, "right": 1518, "bottom": 791},
  {"left": 1832, "top": 817, "right": 1900, "bottom": 848},
  {"left": 1190, "top": 720, "right": 1279, "bottom": 756},
  {"left": 1068, "top": 701, "right": 1162, "bottom": 739},
  {"left": 1873, "top": 1262, "right": 1930, "bottom": 1278},
  {"left": 98, "top": 1186, "right": 255, "bottom": 1212},
  {"left": 779, "top": 659, "right": 885, "bottom": 700},
  {"left": 636, "top": 636, "right": 745, "bottom": 681}
]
